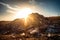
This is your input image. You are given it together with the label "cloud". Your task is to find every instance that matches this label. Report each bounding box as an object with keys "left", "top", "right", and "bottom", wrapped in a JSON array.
[
  {"left": 0, "top": 2, "right": 20, "bottom": 12},
  {"left": 0, "top": 2, "right": 13, "bottom": 10}
]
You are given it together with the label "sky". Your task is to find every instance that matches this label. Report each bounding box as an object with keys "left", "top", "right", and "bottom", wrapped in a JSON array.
[{"left": 0, "top": 0, "right": 60, "bottom": 21}]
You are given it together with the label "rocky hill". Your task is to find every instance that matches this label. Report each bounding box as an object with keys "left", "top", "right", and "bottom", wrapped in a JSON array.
[{"left": 0, "top": 13, "right": 60, "bottom": 34}]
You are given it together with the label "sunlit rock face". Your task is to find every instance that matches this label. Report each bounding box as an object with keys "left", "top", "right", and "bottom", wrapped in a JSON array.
[{"left": 26, "top": 13, "right": 48, "bottom": 30}]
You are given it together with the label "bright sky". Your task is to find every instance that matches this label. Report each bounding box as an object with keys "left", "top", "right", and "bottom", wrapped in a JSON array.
[{"left": 0, "top": 0, "right": 60, "bottom": 21}]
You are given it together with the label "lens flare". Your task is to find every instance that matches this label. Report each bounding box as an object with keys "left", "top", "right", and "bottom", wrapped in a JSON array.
[{"left": 15, "top": 8, "right": 33, "bottom": 19}]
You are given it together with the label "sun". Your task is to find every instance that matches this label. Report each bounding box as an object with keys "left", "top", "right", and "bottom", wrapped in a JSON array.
[{"left": 15, "top": 7, "right": 33, "bottom": 19}]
